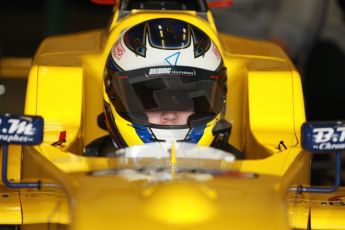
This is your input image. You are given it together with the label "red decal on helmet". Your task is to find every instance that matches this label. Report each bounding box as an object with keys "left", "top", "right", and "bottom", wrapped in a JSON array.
[
  {"left": 113, "top": 41, "right": 125, "bottom": 60},
  {"left": 212, "top": 44, "right": 221, "bottom": 60},
  {"left": 117, "top": 75, "right": 128, "bottom": 79}
]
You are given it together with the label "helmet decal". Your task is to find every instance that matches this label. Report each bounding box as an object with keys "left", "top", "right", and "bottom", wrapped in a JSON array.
[
  {"left": 212, "top": 42, "right": 221, "bottom": 60},
  {"left": 112, "top": 40, "right": 126, "bottom": 60},
  {"left": 164, "top": 51, "right": 181, "bottom": 66},
  {"left": 185, "top": 125, "right": 206, "bottom": 143},
  {"left": 134, "top": 125, "right": 155, "bottom": 143}
]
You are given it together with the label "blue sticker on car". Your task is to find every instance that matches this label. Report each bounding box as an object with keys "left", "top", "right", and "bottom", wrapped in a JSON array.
[
  {"left": 302, "top": 122, "right": 345, "bottom": 152},
  {"left": 0, "top": 114, "right": 44, "bottom": 145}
]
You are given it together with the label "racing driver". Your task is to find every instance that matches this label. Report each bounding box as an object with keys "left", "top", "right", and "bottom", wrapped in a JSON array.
[{"left": 85, "top": 18, "right": 243, "bottom": 159}]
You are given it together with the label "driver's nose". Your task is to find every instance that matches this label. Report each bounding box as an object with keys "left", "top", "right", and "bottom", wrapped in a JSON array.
[{"left": 160, "top": 112, "right": 178, "bottom": 124}]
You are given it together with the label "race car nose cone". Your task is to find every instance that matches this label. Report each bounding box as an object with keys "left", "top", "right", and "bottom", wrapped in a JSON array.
[{"left": 142, "top": 181, "right": 217, "bottom": 225}]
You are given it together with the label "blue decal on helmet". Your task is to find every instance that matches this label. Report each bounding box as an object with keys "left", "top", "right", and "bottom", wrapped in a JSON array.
[
  {"left": 164, "top": 52, "right": 181, "bottom": 66},
  {"left": 106, "top": 56, "right": 123, "bottom": 71},
  {"left": 134, "top": 125, "right": 155, "bottom": 143},
  {"left": 185, "top": 125, "right": 205, "bottom": 143}
]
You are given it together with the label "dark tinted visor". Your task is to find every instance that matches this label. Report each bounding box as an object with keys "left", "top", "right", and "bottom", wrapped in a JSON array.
[{"left": 105, "top": 65, "right": 227, "bottom": 126}]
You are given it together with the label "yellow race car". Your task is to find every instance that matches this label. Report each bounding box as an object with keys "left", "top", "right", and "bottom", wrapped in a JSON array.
[{"left": 0, "top": 0, "right": 345, "bottom": 229}]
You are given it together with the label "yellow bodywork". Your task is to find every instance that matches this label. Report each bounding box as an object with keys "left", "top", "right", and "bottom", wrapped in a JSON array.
[{"left": 1, "top": 2, "right": 344, "bottom": 230}]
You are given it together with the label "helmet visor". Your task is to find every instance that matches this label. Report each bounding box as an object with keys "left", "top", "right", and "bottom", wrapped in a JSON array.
[{"left": 105, "top": 65, "right": 227, "bottom": 127}]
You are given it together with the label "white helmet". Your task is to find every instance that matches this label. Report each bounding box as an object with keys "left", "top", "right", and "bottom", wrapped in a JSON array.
[{"left": 103, "top": 18, "right": 227, "bottom": 148}]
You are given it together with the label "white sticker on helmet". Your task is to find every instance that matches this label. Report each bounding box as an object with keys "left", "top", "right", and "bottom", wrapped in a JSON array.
[{"left": 113, "top": 34, "right": 221, "bottom": 71}]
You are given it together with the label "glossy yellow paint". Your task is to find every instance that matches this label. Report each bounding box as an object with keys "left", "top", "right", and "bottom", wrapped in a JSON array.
[
  {"left": 65, "top": 170, "right": 290, "bottom": 230},
  {"left": 0, "top": 145, "right": 22, "bottom": 182},
  {"left": 22, "top": 224, "right": 68, "bottom": 230},
  {"left": 0, "top": 186, "right": 21, "bottom": 224},
  {"left": 143, "top": 182, "right": 218, "bottom": 224},
  {"left": 1, "top": 2, "right": 344, "bottom": 230},
  {"left": 21, "top": 188, "right": 69, "bottom": 224},
  {"left": 0, "top": 147, "right": 23, "bottom": 225},
  {"left": 288, "top": 188, "right": 345, "bottom": 229}
]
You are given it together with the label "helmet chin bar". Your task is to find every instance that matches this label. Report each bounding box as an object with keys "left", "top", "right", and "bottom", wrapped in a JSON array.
[{"left": 150, "top": 127, "right": 190, "bottom": 147}]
